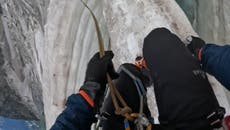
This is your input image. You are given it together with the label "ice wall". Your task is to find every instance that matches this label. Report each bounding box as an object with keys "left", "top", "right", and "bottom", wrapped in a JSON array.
[
  {"left": 104, "top": 0, "right": 197, "bottom": 67},
  {"left": 176, "top": 0, "right": 230, "bottom": 44},
  {"left": 0, "top": 0, "right": 229, "bottom": 129},
  {"left": 0, "top": 0, "right": 48, "bottom": 120},
  {"left": 43, "top": 0, "right": 110, "bottom": 128}
]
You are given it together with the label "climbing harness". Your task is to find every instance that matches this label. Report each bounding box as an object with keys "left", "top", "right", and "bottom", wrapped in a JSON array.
[
  {"left": 80, "top": 1, "right": 152, "bottom": 129},
  {"left": 118, "top": 65, "right": 152, "bottom": 130}
]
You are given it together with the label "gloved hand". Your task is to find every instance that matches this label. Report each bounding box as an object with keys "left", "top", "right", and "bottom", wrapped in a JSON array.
[
  {"left": 84, "top": 51, "right": 118, "bottom": 85},
  {"left": 187, "top": 36, "right": 205, "bottom": 59},
  {"left": 80, "top": 51, "right": 118, "bottom": 110}
]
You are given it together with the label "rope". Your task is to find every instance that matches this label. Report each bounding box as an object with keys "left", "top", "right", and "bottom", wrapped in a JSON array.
[{"left": 80, "top": 1, "right": 152, "bottom": 129}]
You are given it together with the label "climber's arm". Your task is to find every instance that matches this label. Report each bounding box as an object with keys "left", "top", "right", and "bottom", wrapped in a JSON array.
[
  {"left": 50, "top": 92, "right": 95, "bottom": 130},
  {"left": 50, "top": 51, "right": 118, "bottom": 130},
  {"left": 200, "top": 44, "right": 230, "bottom": 90},
  {"left": 187, "top": 37, "right": 230, "bottom": 90}
]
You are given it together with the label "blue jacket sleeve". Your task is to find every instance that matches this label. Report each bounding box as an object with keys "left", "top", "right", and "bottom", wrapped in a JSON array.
[
  {"left": 201, "top": 44, "right": 230, "bottom": 90},
  {"left": 50, "top": 94, "right": 96, "bottom": 130}
]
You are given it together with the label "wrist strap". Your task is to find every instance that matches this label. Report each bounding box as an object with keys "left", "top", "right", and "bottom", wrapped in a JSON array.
[
  {"left": 79, "top": 90, "right": 94, "bottom": 107},
  {"left": 198, "top": 48, "right": 203, "bottom": 61}
]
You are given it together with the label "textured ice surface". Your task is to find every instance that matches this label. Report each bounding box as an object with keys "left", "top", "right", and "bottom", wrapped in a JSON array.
[
  {"left": 0, "top": 0, "right": 47, "bottom": 120},
  {"left": 176, "top": 0, "right": 230, "bottom": 45},
  {"left": 0, "top": 0, "right": 229, "bottom": 129}
]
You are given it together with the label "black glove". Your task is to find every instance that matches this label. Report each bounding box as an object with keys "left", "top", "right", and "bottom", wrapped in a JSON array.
[
  {"left": 80, "top": 51, "right": 118, "bottom": 110},
  {"left": 85, "top": 51, "right": 119, "bottom": 85},
  {"left": 187, "top": 36, "right": 205, "bottom": 57}
]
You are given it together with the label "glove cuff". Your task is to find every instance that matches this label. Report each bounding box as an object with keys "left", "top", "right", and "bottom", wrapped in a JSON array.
[
  {"left": 79, "top": 90, "right": 94, "bottom": 107},
  {"left": 79, "top": 81, "right": 101, "bottom": 107},
  {"left": 193, "top": 47, "right": 203, "bottom": 62},
  {"left": 198, "top": 48, "right": 203, "bottom": 61}
]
